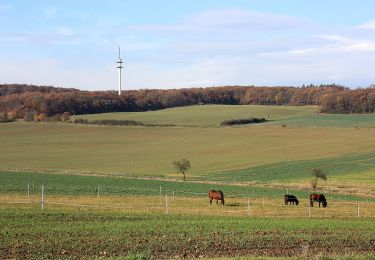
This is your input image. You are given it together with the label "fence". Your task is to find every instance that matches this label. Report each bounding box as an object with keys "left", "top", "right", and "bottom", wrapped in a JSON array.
[{"left": 1, "top": 183, "right": 374, "bottom": 218}]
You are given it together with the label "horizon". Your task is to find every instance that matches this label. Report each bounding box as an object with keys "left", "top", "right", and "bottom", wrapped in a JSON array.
[{"left": 2, "top": 1, "right": 375, "bottom": 90}]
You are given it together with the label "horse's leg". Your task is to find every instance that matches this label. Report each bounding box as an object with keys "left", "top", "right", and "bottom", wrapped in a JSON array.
[
  {"left": 310, "top": 200, "right": 313, "bottom": 207},
  {"left": 319, "top": 201, "right": 321, "bottom": 208},
  {"left": 216, "top": 199, "right": 218, "bottom": 204},
  {"left": 209, "top": 199, "right": 212, "bottom": 205}
]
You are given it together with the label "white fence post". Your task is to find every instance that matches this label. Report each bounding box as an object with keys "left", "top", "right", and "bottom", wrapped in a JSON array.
[
  {"left": 97, "top": 184, "right": 100, "bottom": 197},
  {"left": 357, "top": 203, "right": 360, "bottom": 218},
  {"left": 159, "top": 186, "right": 162, "bottom": 197},
  {"left": 41, "top": 185, "right": 44, "bottom": 210},
  {"left": 165, "top": 193, "right": 168, "bottom": 214},
  {"left": 28, "top": 183, "right": 30, "bottom": 197},
  {"left": 172, "top": 191, "right": 175, "bottom": 202},
  {"left": 308, "top": 203, "right": 311, "bottom": 218},
  {"left": 247, "top": 199, "right": 250, "bottom": 216}
]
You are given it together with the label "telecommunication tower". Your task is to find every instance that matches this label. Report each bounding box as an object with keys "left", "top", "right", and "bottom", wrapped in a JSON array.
[{"left": 116, "top": 47, "right": 124, "bottom": 95}]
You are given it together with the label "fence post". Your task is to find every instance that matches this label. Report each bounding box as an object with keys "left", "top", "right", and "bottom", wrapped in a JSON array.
[
  {"left": 172, "top": 191, "right": 175, "bottom": 202},
  {"left": 41, "top": 185, "right": 44, "bottom": 210},
  {"left": 286, "top": 188, "right": 289, "bottom": 195},
  {"left": 28, "top": 183, "right": 30, "bottom": 197},
  {"left": 165, "top": 193, "right": 168, "bottom": 214},
  {"left": 357, "top": 203, "right": 360, "bottom": 218},
  {"left": 247, "top": 199, "right": 250, "bottom": 216},
  {"left": 307, "top": 202, "right": 311, "bottom": 218},
  {"left": 97, "top": 184, "right": 100, "bottom": 197},
  {"left": 160, "top": 186, "right": 162, "bottom": 197}
]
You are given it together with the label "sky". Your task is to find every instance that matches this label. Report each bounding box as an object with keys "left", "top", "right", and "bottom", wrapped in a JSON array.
[{"left": 1, "top": 1, "right": 375, "bottom": 90}]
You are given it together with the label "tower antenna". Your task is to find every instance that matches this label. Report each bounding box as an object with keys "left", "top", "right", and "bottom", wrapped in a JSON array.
[{"left": 116, "top": 47, "right": 124, "bottom": 95}]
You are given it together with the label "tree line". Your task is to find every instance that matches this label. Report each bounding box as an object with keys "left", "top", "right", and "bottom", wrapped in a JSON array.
[{"left": 1, "top": 83, "right": 375, "bottom": 119}]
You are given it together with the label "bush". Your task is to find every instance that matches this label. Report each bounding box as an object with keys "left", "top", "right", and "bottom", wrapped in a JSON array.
[
  {"left": 220, "top": 117, "right": 267, "bottom": 126},
  {"left": 0, "top": 112, "right": 15, "bottom": 123},
  {"left": 90, "top": 119, "right": 144, "bottom": 126}
]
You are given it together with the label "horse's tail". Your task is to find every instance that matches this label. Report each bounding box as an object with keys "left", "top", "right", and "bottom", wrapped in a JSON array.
[{"left": 218, "top": 190, "right": 225, "bottom": 205}]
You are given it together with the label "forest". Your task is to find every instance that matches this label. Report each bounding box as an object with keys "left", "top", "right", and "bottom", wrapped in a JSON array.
[{"left": 1, "top": 84, "right": 375, "bottom": 119}]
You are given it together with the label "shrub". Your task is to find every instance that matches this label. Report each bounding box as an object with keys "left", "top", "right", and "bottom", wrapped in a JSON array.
[{"left": 220, "top": 117, "right": 267, "bottom": 126}]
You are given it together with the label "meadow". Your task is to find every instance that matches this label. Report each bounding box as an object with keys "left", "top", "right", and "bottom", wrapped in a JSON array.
[
  {"left": 2, "top": 104, "right": 375, "bottom": 259},
  {"left": 2, "top": 120, "right": 375, "bottom": 183},
  {"left": 76, "top": 104, "right": 375, "bottom": 128},
  {"left": 1, "top": 207, "right": 375, "bottom": 259}
]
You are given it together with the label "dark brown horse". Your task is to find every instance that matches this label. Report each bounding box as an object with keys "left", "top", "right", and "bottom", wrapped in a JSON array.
[
  {"left": 284, "top": 194, "right": 299, "bottom": 205},
  {"left": 310, "top": 193, "right": 327, "bottom": 208},
  {"left": 208, "top": 190, "right": 225, "bottom": 205}
]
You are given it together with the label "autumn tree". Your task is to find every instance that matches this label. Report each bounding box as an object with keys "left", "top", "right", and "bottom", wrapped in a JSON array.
[{"left": 172, "top": 159, "right": 191, "bottom": 181}]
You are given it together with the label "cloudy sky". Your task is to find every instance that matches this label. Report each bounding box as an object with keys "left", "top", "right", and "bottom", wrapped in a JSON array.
[{"left": 1, "top": 1, "right": 375, "bottom": 90}]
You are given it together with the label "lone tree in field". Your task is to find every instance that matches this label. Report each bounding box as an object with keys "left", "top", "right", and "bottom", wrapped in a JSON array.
[
  {"left": 172, "top": 159, "right": 191, "bottom": 181},
  {"left": 311, "top": 168, "right": 327, "bottom": 189}
]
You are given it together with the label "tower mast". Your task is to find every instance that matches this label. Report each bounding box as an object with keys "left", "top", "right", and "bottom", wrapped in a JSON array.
[{"left": 116, "top": 47, "right": 124, "bottom": 95}]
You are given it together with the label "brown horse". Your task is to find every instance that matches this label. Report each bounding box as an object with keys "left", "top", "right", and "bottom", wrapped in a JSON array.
[
  {"left": 310, "top": 193, "right": 327, "bottom": 208},
  {"left": 208, "top": 190, "right": 225, "bottom": 205},
  {"left": 284, "top": 194, "right": 299, "bottom": 205}
]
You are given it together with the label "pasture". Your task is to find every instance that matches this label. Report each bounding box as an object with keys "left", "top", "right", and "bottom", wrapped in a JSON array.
[
  {"left": 2, "top": 104, "right": 375, "bottom": 259},
  {"left": 76, "top": 104, "right": 375, "bottom": 128},
  {"left": 76, "top": 105, "right": 317, "bottom": 127},
  {"left": 1, "top": 170, "right": 375, "bottom": 259},
  {"left": 2, "top": 121, "right": 375, "bottom": 186},
  {"left": 1, "top": 200, "right": 375, "bottom": 259}
]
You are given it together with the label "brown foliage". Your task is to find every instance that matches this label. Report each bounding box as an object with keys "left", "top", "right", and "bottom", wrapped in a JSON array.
[{"left": 0, "top": 83, "right": 372, "bottom": 118}]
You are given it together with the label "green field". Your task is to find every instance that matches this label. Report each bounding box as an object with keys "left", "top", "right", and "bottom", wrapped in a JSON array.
[
  {"left": 1, "top": 208, "right": 375, "bottom": 259},
  {"left": 1, "top": 171, "right": 371, "bottom": 202},
  {"left": 77, "top": 105, "right": 317, "bottom": 127},
  {"left": 2, "top": 104, "right": 375, "bottom": 259},
  {"left": 77, "top": 104, "right": 375, "bottom": 128},
  {"left": 2, "top": 121, "right": 375, "bottom": 182}
]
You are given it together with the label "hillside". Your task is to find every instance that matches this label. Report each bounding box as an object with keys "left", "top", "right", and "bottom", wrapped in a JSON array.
[
  {"left": 77, "top": 105, "right": 317, "bottom": 127},
  {"left": 4, "top": 84, "right": 375, "bottom": 118}
]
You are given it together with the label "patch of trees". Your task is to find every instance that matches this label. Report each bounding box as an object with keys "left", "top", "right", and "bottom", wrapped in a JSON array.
[
  {"left": 71, "top": 119, "right": 176, "bottom": 127},
  {"left": 0, "top": 84, "right": 79, "bottom": 97},
  {"left": 0, "top": 112, "right": 15, "bottom": 123},
  {"left": 220, "top": 117, "right": 267, "bottom": 126},
  {"left": 1, "top": 83, "right": 375, "bottom": 118}
]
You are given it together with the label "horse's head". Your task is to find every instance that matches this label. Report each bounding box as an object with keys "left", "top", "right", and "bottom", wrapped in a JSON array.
[
  {"left": 322, "top": 201, "right": 327, "bottom": 207},
  {"left": 295, "top": 200, "right": 299, "bottom": 205}
]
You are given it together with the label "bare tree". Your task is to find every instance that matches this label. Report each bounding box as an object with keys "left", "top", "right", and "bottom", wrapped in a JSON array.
[
  {"left": 172, "top": 159, "right": 191, "bottom": 181},
  {"left": 311, "top": 168, "right": 327, "bottom": 189}
]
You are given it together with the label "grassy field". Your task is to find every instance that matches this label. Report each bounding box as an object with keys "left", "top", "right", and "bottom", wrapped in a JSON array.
[
  {"left": 76, "top": 104, "right": 375, "bottom": 128},
  {"left": 2, "top": 121, "right": 375, "bottom": 181},
  {"left": 2, "top": 104, "right": 375, "bottom": 259},
  {"left": 76, "top": 105, "right": 317, "bottom": 127},
  {"left": 1, "top": 171, "right": 372, "bottom": 202},
  {"left": 1, "top": 207, "right": 375, "bottom": 259}
]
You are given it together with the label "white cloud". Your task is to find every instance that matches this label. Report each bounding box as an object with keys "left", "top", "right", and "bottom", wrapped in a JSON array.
[
  {"left": 358, "top": 20, "right": 375, "bottom": 30},
  {"left": 286, "top": 48, "right": 316, "bottom": 55},
  {"left": 317, "top": 34, "right": 375, "bottom": 52}
]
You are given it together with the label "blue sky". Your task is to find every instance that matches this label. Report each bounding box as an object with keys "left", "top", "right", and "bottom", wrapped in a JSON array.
[{"left": 1, "top": 1, "right": 375, "bottom": 90}]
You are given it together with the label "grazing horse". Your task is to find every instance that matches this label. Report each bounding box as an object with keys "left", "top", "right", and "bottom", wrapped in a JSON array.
[
  {"left": 284, "top": 194, "right": 299, "bottom": 205},
  {"left": 208, "top": 190, "right": 225, "bottom": 205},
  {"left": 310, "top": 193, "right": 327, "bottom": 208}
]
